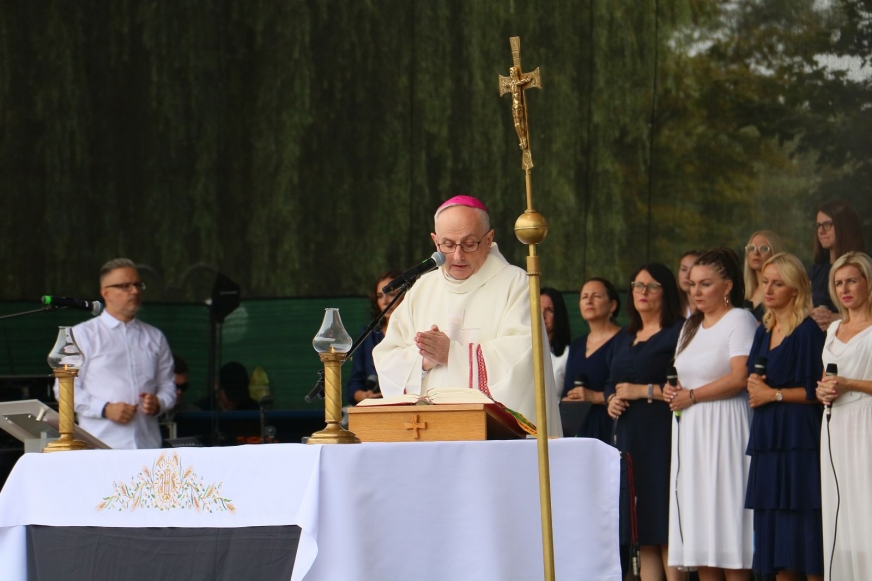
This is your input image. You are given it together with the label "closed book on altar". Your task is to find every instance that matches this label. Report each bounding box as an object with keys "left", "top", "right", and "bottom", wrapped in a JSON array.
[{"left": 348, "top": 389, "right": 534, "bottom": 442}]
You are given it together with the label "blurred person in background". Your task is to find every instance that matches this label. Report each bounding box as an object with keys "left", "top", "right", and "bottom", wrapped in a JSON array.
[
  {"left": 163, "top": 353, "right": 200, "bottom": 419},
  {"left": 809, "top": 200, "right": 866, "bottom": 331},
  {"left": 743, "top": 230, "right": 785, "bottom": 322},
  {"left": 347, "top": 270, "right": 403, "bottom": 404},
  {"left": 541, "top": 287, "right": 572, "bottom": 390},
  {"left": 677, "top": 250, "right": 702, "bottom": 318}
]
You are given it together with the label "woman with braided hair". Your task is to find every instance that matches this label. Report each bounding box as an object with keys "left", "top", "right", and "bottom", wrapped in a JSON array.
[{"left": 665, "top": 248, "right": 758, "bottom": 581}]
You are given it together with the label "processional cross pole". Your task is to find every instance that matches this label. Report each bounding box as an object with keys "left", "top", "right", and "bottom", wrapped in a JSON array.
[{"left": 499, "top": 37, "right": 555, "bottom": 581}]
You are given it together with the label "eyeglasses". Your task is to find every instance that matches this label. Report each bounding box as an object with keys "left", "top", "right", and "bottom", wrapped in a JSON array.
[
  {"left": 814, "top": 220, "right": 834, "bottom": 232},
  {"left": 436, "top": 231, "right": 491, "bottom": 254},
  {"left": 103, "top": 282, "right": 147, "bottom": 292},
  {"left": 630, "top": 282, "right": 662, "bottom": 294},
  {"left": 745, "top": 244, "right": 771, "bottom": 254}
]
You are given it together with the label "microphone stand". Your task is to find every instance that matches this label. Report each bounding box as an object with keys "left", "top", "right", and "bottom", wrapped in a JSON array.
[
  {"left": 0, "top": 306, "right": 60, "bottom": 321},
  {"left": 347, "top": 280, "right": 411, "bottom": 361},
  {"left": 304, "top": 280, "right": 412, "bottom": 402},
  {"left": 259, "top": 395, "right": 274, "bottom": 443}
]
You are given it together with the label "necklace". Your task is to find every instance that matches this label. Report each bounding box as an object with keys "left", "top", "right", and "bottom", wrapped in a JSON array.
[{"left": 586, "top": 330, "right": 614, "bottom": 355}]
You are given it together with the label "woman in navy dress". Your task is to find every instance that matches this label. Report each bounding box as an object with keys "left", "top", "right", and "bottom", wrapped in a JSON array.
[
  {"left": 562, "top": 277, "right": 621, "bottom": 442},
  {"left": 606, "top": 263, "right": 685, "bottom": 581},
  {"left": 746, "top": 253, "right": 825, "bottom": 580},
  {"left": 346, "top": 270, "right": 402, "bottom": 404}
]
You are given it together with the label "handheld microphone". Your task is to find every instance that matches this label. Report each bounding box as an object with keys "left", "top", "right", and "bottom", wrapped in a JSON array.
[
  {"left": 381, "top": 252, "right": 446, "bottom": 294},
  {"left": 667, "top": 366, "right": 681, "bottom": 420},
  {"left": 573, "top": 374, "right": 587, "bottom": 388},
  {"left": 754, "top": 356, "right": 768, "bottom": 376},
  {"left": 825, "top": 363, "right": 838, "bottom": 420},
  {"left": 41, "top": 296, "right": 103, "bottom": 316},
  {"left": 612, "top": 376, "right": 630, "bottom": 446},
  {"left": 364, "top": 374, "right": 380, "bottom": 395}
]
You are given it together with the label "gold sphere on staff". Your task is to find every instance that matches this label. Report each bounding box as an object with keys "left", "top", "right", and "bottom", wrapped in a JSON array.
[{"left": 514, "top": 209, "right": 548, "bottom": 246}]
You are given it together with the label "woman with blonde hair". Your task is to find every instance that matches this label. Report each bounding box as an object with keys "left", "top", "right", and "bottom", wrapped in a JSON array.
[
  {"left": 743, "top": 230, "right": 785, "bottom": 322},
  {"left": 745, "top": 253, "right": 825, "bottom": 581},
  {"left": 816, "top": 251, "right": 872, "bottom": 580}
]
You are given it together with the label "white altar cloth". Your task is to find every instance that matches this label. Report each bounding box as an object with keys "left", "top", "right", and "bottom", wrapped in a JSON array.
[{"left": 0, "top": 439, "right": 620, "bottom": 580}]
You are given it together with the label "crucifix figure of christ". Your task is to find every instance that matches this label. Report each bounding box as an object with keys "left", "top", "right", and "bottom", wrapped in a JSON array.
[{"left": 499, "top": 37, "right": 542, "bottom": 170}]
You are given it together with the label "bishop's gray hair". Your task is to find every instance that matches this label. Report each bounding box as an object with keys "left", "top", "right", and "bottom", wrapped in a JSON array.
[{"left": 433, "top": 205, "right": 491, "bottom": 233}]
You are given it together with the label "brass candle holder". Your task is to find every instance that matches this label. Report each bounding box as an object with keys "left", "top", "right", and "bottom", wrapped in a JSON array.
[
  {"left": 308, "top": 308, "right": 361, "bottom": 444},
  {"left": 44, "top": 326, "right": 89, "bottom": 452}
]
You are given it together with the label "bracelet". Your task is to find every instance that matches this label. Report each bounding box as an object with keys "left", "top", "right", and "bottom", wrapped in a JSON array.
[
  {"left": 607, "top": 393, "right": 616, "bottom": 405},
  {"left": 647, "top": 383, "right": 653, "bottom": 404},
  {"left": 689, "top": 390, "right": 697, "bottom": 405}
]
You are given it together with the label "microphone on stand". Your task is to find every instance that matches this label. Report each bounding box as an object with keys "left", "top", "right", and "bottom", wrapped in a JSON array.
[
  {"left": 304, "top": 369, "right": 326, "bottom": 404},
  {"left": 825, "top": 363, "right": 838, "bottom": 420},
  {"left": 667, "top": 366, "right": 680, "bottom": 421},
  {"left": 40, "top": 296, "right": 103, "bottom": 316},
  {"left": 381, "top": 252, "right": 446, "bottom": 294}
]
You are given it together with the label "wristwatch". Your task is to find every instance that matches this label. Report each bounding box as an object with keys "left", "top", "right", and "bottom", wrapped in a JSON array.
[{"left": 775, "top": 389, "right": 783, "bottom": 402}]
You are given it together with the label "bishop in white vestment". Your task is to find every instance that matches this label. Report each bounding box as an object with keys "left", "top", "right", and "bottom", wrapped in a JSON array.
[{"left": 373, "top": 195, "right": 563, "bottom": 436}]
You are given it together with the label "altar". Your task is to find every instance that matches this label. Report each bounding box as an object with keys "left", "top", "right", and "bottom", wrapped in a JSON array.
[{"left": 0, "top": 439, "right": 620, "bottom": 580}]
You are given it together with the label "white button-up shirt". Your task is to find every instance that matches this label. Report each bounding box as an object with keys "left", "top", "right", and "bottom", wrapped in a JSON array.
[{"left": 56, "top": 310, "right": 176, "bottom": 449}]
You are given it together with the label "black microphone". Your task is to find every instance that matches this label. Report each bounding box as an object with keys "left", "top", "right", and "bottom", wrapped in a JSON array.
[
  {"left": 754, "top": 356, "right": 768, "bottom": 376},
  {"left": 41, "top": 296, "right": 103, "bottom": 316},
  {"left": 304, "top": 369, "right": 326, "bottom": 404},
  {"left": 568, "top": 374, "right": 586, "bottom": 400},
  {"left": 381, "top": 252, "right": 446, "bottom": 294},
  {"left": 612, "top": 376, "right": 630, "bottom": 447},
  {"left": 667, "top": 366, "right": 681, "bottom": 420},
  {"left": 364, "top": 374, "right": 380, "bottom": 395},
  {"left": 825, "top": 363, "right": 838, "bottom": 420}
]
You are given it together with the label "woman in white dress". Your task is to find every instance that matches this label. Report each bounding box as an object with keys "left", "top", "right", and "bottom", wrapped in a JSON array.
[
  {"left": 815, "top": 251, "right": 872, "bottom": 581},
  {"left": 663, "top": 248, "right": 758, "bottom": 581}
]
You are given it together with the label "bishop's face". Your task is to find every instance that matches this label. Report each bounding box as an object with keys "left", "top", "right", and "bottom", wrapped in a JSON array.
[{"left": 431, "top": 206, "right": 494, "bottom": 281}]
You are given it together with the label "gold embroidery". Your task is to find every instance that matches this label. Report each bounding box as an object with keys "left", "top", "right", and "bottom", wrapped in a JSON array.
[{"left": 96, "top": 451, "right": 235, "bottom": 513}]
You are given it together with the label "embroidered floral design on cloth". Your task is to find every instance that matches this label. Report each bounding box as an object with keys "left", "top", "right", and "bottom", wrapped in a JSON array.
[{"left": 96, "top": 451, "right": 235, "bottom": 513}]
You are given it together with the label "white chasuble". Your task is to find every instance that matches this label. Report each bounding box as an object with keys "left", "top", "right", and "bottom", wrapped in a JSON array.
[{"left": 373, "top": 243, "right": 563, "bottom": 437}]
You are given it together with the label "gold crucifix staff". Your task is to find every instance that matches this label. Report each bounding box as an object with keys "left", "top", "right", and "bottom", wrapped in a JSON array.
[{"left": 499, "top": 36, "right": 554, "bottom": 581}]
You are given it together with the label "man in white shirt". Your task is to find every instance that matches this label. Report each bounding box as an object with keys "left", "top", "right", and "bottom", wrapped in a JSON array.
[
  {"left": 60, "top": 258, "right": 176, "bottom": 449},
  {"left": 372, "top": 195, "right": 562, "bottom": 436}
]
